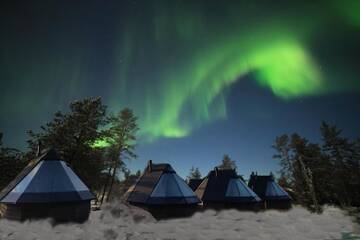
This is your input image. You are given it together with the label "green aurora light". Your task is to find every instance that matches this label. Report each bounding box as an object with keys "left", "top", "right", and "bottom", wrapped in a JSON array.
[
  {"left": 109, "top": 2, "right": 329, "bottom": 141},
  {"left": 1, "top": 1, "right": 359, "bottom": 146},
  {"left": 334, "top": 0, "right": 360, "bottom": 27},
  {"left": 137, "top": 37, "right": 323, "bottom": 140}
]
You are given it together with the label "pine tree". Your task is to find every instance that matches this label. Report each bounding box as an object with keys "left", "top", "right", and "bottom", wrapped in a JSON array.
[
  {"left": 320, "top": 121, "right": 357, "bottom": 206},
  {"left": 273, "top": 122, "right": 360, "bottom": 210},
  {"left": 187, "top": 166, "right": 202, "bottom": 181},
  {"left": 272, "top": 134, "right": 294, "bottom": 186},
  {"left": 102, "top": 108, "right": 139, "bottom": 202},
  {"left": 0, "top": 133, "right": 27, "bottom": 190},
  {"left": 218, "top": 154, "right": 237, "bottom": 170}
]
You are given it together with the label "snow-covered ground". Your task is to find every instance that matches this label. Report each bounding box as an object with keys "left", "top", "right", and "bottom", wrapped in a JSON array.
[{"left": 0, "top": 203, "right": 359, "bottom": 240}]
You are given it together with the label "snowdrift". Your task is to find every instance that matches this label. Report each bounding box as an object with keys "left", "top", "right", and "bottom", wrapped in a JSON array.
[{"left": 0, "top": 203, "right": 358, "bottom": 240}]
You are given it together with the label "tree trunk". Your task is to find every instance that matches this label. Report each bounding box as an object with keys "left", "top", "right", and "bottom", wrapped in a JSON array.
[
  {"left": 106, "top": 146, "right": 122, "bottom": 202},
  {"left": 298, "top": 156, "right": 320, "bottom": 213},
  {"left": 100, "top": 165, "right": 113, "bottom": 206},
  {"left": 106, "top": 162, "right": 118, "bottom": 202}
]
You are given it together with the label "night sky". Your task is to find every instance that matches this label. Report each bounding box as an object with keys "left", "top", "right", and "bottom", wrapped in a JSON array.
[{"left": 1, "top": 0, "right": 360, "bottom": 179}]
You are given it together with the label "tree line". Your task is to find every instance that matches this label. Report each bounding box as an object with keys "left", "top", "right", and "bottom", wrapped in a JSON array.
[
  {"left": 186, "top": 154, "right": 237, "bottom": 181},
  {"left": 188, "top": 128, "right": 360, "bottom": 213},
  {"left": 0, "top": 97, "right": 139, "bottom": 205},
  {"left": 1, "top": 98, "right": 359, "bottom": 212},
  {"left": 273, "top": 122, "right": 360, "bottom": 211}
]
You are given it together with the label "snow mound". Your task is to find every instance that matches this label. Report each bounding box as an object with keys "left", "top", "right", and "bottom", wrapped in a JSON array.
[{"left": 0, "top": 204, "right": 358, "bottom": 240}]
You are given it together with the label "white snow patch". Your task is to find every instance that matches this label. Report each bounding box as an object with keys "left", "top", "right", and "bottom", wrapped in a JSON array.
[{"left": 0, "top": 204, "right": 358, "bottom": 240}]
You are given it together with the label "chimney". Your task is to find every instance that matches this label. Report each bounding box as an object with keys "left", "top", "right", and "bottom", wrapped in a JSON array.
[
  {"left": 36, "top": 140, "right": 42, "bottom": 157},
  {"left": 148, "top": 160, "right": 153, "bottom": 172},
  {"left": 214, "top": 167, "right": 218, "bottom": 177}
]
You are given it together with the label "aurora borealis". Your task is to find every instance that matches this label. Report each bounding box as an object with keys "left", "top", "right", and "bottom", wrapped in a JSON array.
[
  {"left": 1, "top": 0, "right": 360, "bottom": 177},
  {"left": 105, "top": 0, "right": 359, "bottom": 140}
]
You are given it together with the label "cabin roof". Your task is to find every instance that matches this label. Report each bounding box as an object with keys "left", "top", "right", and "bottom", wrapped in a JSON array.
[
  {"left": 0, "top": 148, "right": 95, "bottom": 204},
  {"left": 125, "top": 161, "right": 200, "bottom": 205},
  {"left": 195, "top": 168, "right": 261, "bottom": 203}
]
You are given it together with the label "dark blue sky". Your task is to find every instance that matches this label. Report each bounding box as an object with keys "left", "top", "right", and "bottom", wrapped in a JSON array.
[
  {"left": 0, "top": 0, "right": 359, "bottom": 179},
  {"left": 132, "top": 77, "right": 360, "bottom": 179}
]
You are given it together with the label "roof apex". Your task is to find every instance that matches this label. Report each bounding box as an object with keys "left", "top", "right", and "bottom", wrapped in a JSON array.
[{"left": 146, "top": 161, "right": 175, "bottom": 173}]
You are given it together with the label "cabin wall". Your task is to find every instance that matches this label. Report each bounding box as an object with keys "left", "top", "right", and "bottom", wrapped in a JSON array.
[
  {"left": 144, "top": 204, "right": 200, "bottom": 220},
  {"left": 202, "top": 201, "right": 261, "bottom": 211},
  {"left": 1, "top": 201, "right": 91, "bottom": 223},
  {"left": 0, "top": 203, "right": 5, "bottom": 218},
  {"left": 0, "top": 204, "right": 22, "bottom": 220},
  {"left": 265, "top": 199, "right": 292, "bottom": 210}
]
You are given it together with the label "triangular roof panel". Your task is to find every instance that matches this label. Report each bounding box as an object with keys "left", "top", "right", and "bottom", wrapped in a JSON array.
[
  {"left": 226, "top": 179, "right": 261, "bottom": 201},
  {"left": 265, "top": 181, "right": 290, "bottom": 197},
  {"left": 125, "top": 161, "right": 200, "bottom": 205},
  {"left": 195, "top": 168, "right": 261, "bottom": 203},
  {"left": 248, "top": 174, "right": 291, "bottom": 200},
  {"left": 0, "top": 149, "right": 95, "bottom": 204}
]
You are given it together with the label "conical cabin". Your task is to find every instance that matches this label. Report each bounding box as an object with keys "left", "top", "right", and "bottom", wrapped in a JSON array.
[
  {"left": 0, "top": 149, "right": 95, "bottom": 222},
  {"left": 124, "top": 160, "right": 200, "bottom": 218},
  {"left": 195, "top": 168, "right": 261, "bottom": 210},
  {"left": 248, "top": 173, "right": 291, "bottom": 209}
]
